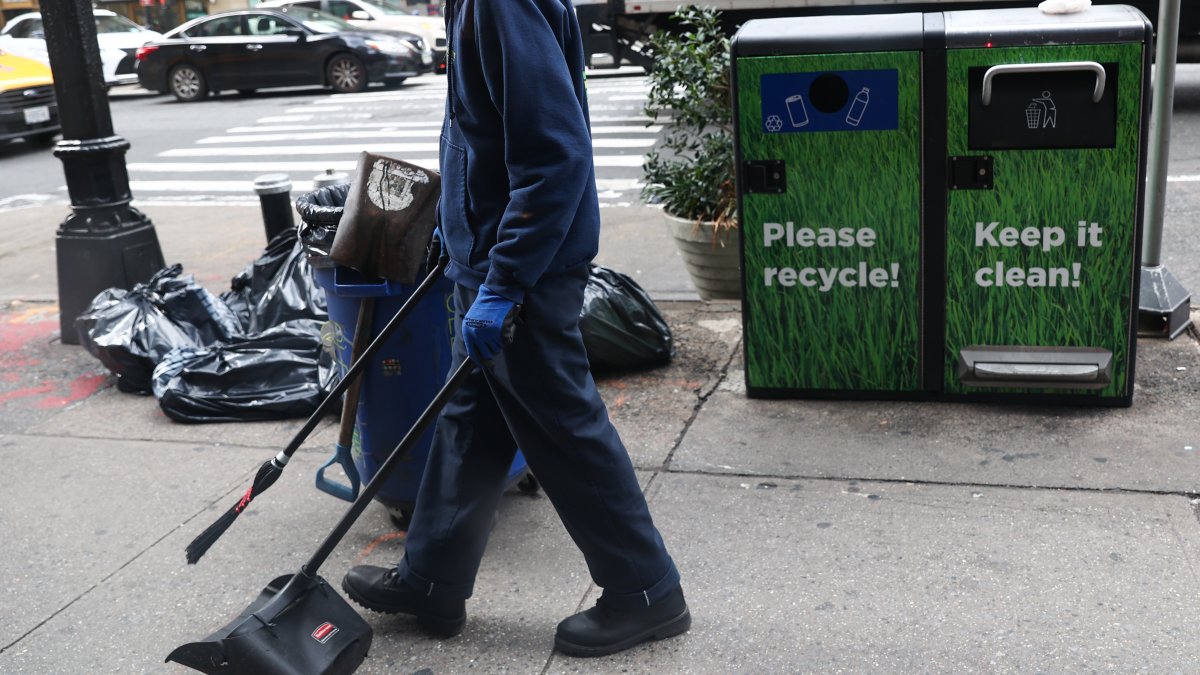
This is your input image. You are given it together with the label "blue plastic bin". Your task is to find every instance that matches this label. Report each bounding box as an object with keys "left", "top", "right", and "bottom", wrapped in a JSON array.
[{"left": 313, "top": 265, "right": 531, "bottom": 524}]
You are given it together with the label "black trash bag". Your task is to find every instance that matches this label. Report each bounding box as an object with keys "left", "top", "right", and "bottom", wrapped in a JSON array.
[
  {"left": 75, "top": 264, "right": 244, "bottom": 394},
  {"left": 579, "top": 264, "right": 673, "bottom": 371},
  {"left": 295, "top": 182, "right": 350, "bottom": 260},
  {"left": 151, "top": 319, "right": 335, "bottom": 423},
  {"left": 221, "top": 228, "right": 328, "bottom": 335}
]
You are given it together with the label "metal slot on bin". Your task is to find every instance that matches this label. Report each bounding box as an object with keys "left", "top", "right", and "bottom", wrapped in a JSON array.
[{"left": 956, "top": 346, "right": 1113, "bottom": 390}]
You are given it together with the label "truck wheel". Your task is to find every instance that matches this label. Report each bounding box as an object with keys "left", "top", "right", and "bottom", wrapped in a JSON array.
[
  {"left": 327, "top": 54, "right": 367, "bottom": 94},
  {"left": 169, "top": 63, "right": 207, "bottom": 102}
]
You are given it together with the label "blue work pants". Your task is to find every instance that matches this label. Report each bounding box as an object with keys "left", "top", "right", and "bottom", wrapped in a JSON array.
[{"left": 397, "top": 267, "right": 680, "bottom": 610}]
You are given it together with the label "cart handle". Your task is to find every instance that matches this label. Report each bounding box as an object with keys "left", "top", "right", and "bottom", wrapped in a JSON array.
[{"left": 981, "top": 61, "right": 1106, "bottom": 106}]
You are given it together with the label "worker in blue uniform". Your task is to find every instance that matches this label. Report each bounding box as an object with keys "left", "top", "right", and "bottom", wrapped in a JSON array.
[{"left": 341, "top": 0, "right": 691, "bottom": 658}]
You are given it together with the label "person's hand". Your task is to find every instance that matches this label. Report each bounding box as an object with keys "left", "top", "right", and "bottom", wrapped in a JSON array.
[
  {"left": 462, "top": 285, "right": 516, "bottom": 365},
  {"left": 425, "top": 226, "right": 447, "bottom": 275}
]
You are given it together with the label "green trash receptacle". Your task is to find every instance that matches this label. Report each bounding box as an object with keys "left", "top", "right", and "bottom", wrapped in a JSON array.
[
  {"left": 733, "top": 5, "right": 1150, "bottom": 406},
  {"left": 734, "top": 13, "right": 926, "bottom": 398},
  {"left": 938, "top": 6, "right": 1150, "bottom": 406}
]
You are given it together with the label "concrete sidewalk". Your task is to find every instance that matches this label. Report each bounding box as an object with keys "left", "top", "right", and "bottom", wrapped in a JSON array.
[{"left": 2, "top": 200, "right": 1200, "bottom": 673}]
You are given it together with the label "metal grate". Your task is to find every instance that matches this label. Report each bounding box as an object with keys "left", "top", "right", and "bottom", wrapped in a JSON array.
[{"left": 0, "top": 86, "right": 57, "bottom": 111}]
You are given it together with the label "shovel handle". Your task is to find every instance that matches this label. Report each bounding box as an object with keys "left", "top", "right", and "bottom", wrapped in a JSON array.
[
  {"left": 277, "top": 260, "right": 446, "bottom": 464},
  {"left": 303, "top": 358, "right": 475, "bottom": 576},
  {"left": 315, "top": 442, "right": 361, "bottom": 501},
  {"left": 301, "top": 307, "right": 521, "bottom": 577},
  {"left": 315, "top": 297, "right": 375, "bottom": 502}
]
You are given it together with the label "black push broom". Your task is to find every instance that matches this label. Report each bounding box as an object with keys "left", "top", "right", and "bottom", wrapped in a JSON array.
[{"left": 185, "top": 259, "right": 445, "bottom": 564}]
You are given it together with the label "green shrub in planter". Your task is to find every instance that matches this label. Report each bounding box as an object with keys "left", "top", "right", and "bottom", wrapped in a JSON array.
[{"left": 642, "top": 5, "right": 737, "bottom": 242}]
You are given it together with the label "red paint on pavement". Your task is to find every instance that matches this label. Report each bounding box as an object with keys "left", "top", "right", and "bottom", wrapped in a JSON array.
[
  {"left": 1, "top": 304, "right": 110, "bottom": 410},
  {"left": 0, "top": 382, "right": 56, "bottom": 405},
  {"left": 34, "top": 374, "right": 109, "bottom": 409}
]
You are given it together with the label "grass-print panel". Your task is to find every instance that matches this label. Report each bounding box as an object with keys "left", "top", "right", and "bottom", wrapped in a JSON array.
[
  {"left": 943, "top": 43, "right": 1144, "bottom": 398},
  {"left": 737, "top": 51, "right": 922, "bottom": 392}
]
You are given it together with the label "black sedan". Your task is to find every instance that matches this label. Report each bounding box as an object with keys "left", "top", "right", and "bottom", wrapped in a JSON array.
[{"left": 135, "top": 7, "right": 429, "bottom": 101}]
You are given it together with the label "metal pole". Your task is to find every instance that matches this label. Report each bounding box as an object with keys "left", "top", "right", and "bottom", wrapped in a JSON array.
[
  {"left": 41, "top": 0, "right": 164, "bottom": 345},
  {"left": 1138, "top": 0, "right": 1192, "bottom": 339},
  {"left": 1142, "top": 0, "right": 1179, "bottom": 266}
]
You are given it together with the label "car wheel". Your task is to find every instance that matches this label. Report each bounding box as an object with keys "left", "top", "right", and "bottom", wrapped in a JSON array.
[
  {"left": 326, "top": 54, "right": 367, "bottom": 94},
  {"left": 29, "top": 131, "right": 59, "bottom": 147},
  {"left": 169, "top": 64, "right": 207, "bottom": 102}
]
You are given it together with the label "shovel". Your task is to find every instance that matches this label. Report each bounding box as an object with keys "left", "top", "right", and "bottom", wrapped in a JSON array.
[
  {"left": 167, "top": 354, "right": 481, "bottom": 675},
  {"left": 314, "top": 297, "right": 375, "bottom": 501}
]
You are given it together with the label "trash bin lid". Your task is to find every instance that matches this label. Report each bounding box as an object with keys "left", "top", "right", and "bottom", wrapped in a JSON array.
[
  {"left": 944, "top": 5, "right": 1149, "bottom": 48},
  {"left": 734, "top": 13, "right": 924, "bottom": 57}
]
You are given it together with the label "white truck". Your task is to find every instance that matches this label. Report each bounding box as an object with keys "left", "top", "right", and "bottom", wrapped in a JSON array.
[{"left": 573, "top": 0, "right": 1199, "bottom": 68}]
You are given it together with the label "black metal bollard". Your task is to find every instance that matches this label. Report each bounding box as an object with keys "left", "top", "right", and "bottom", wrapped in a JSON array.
[{"left": 254, "top": 174, "right": 295, "bottom": 242}]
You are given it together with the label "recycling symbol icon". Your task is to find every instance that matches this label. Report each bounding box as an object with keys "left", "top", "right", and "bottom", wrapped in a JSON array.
[{"left": 765, "top": 115, "right": 784, "bottom": 133}]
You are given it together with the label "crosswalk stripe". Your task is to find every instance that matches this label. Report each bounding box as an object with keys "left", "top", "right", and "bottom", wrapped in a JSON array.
[
  {"left": 200, "top": 125, "right": 660, "bottom": 144},
  {"left": 228, "top": 116, "right": 661, "bottom": 133},
  {"left": 129, "top": 161, "right": 391, "bottom": 172},
  {"left": 121, "top": 74, "right": 655, "bottom": 201},
  {"left": 128, "top": 178, "right": 643, "bottom": 193},
  {"left": 230, "top": 121, "right": 441, "bottom": 133},
  {"left": 161, "top": 143, "right": 439, "bottom": 157},
  {"left": 130, "top": 155, "right": 646, "bottom": 171},
  {"left": 162, "top": 138, "right": 653, "bottom": 157}
]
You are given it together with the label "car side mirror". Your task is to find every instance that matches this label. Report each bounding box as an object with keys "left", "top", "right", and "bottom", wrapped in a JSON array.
[
  {"left": 350, "top": 10, "right": 370, "bottom": 20},
  {"left": 283, "top": 27, "right": 306, "bottom": 40}
]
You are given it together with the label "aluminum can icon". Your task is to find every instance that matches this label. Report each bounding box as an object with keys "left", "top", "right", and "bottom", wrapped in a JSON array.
[{"left": 786, "top": 94, "right": 809, "bottom": 128}]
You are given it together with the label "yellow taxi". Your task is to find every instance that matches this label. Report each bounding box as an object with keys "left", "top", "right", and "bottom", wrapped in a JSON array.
[{"left": 0, "top": 45, "right": 59, "bottom": 145}]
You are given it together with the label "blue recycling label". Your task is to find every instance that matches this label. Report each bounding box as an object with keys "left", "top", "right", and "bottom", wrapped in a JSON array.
[{"left": 760, "top": 70, "right": 899, "bottom": 134}]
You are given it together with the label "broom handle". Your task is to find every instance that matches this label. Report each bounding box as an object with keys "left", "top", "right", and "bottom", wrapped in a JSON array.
[
  {"left": 302, "top": 358, "right": 475, "bottom": 576},
  {"left": 275, "top": 261, "right": 445, "bottom": 465}
]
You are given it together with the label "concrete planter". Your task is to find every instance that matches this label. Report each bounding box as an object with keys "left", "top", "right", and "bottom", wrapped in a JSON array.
[{"left": 663, "top": 211, "right": 741, "bottom": 300}]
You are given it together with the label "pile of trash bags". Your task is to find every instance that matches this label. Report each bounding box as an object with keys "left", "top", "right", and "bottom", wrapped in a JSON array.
[
  {"left": 76, "top": 221, "right": 673, "bottom": 423},
  {"left": 76, "top": 228, "right": 335, "bottom": 423}
]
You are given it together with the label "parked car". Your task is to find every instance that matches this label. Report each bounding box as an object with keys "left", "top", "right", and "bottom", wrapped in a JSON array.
[
  {"left": 0, "top": 9, "right": 162, "bottom": 87},
  {"left": 135, "top": 7, "right": 429, "bottom": 102},
  {"left": 258, "top": 0, "right": 446, "bottom": 73},
  {"left": 0, "top": 45, "right": 59, "bottom": 146}
]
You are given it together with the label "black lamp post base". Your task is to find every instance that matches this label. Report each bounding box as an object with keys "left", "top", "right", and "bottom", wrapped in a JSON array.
[{"left": 55, "top": 219, "right": 164, "bottom": 345}]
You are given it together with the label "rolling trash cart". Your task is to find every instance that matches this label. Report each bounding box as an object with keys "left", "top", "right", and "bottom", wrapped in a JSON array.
[
  {"left": 733, "top": 4, "right": 1151, "bottom": 406},
  {"left": 313, "top": 265, "right": 536, "bottom": 528}
]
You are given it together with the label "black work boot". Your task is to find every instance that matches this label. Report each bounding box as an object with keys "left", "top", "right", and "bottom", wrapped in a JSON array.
[
  {"left": 554, "top": 587, "right": 691, "bottom": 657},
  {"left": 342, "top": 565, "right": 466, "bottom": 637}
]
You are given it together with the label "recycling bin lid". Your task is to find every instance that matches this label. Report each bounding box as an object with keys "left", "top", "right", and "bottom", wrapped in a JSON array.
[
  {"left": 734, "top": 13, "right": 924, "bottom": 57},
  {"left": 944, "top": 5, "right": 1150, "bottom": 48}
]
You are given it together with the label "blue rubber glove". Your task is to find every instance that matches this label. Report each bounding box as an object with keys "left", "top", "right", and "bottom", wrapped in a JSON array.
[{"left": 462, "top": 284, "right": 516, "bottom": 365}]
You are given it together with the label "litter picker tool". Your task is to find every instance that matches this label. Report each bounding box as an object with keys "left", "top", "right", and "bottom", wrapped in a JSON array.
[
  {"left": 166, "top": 309, "right": 519, "bottom": 675},
  {"left": 185, "top": 259, "right": 445, "bottom": 565}
]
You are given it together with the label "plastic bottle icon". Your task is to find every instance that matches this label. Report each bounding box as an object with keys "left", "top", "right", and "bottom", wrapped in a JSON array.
[
  {"left": 785, "top": 94, "right": 809, "bottom": 128},
  {"left": 845, "top": 87, "right": 870, "bottom": 127}
]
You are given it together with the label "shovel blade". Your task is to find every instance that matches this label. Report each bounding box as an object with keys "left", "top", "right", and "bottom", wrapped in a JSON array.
[{"left": 167, "top": 573, "right": 372, "bottom": 675}]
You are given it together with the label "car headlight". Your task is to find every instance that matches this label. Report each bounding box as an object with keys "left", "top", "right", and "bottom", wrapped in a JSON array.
[{"left": 365, "top": 39, "right": 413, "bottom": 56}]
